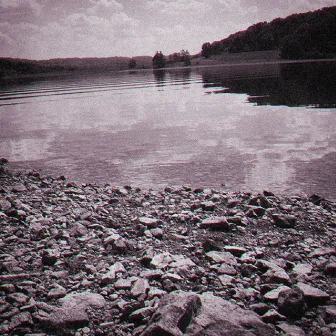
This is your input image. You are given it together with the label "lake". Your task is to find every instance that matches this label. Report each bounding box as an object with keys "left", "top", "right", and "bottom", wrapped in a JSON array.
[{"left": 0, "top": 61, "right": 335, "bottom": 200}]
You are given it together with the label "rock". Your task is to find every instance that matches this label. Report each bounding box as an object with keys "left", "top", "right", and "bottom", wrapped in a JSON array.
[
  {"left": 131, "top": 278, "right": 150, "bottom": 298},
  {"left": 138, "top": 217, "right": 160, "bottom": 228},
  {"left": 199, "top": 217, "right": 230, "bottom": 231},
  {"left": 42, "top": 292, "right": 106, "bottom": 331},
  {"left": 264, "top": 286, "right": 291, "bottom": 300},
  {"left": 47, "top": 285, "right": 67, "bottom": 300},
  {"left": 261, "top": 309, "right": 286, "bottom": 323},
  {"left": 0, "top": 199, "right": 12, "bottom": 211},
  {"left": 9, "top": 311, "right": 33, "bottom": 330},
  {"left": 141, "top": 291, "right": 274, "bottom": 336},
  {"left": 202, "top": 239, "right": 221, "bottom": 252},
  {"left": 250, "top": 303, "right": 269, "bottom": 315},
  {"left": 206, "top": 251, "right": 237, "bottom": 265},
  {"left": 272, "top": 214, "right": 296, "bottom": 228},
  {"left": 324, "top": 263, "right": 336, "bottom": 276},
  {"left": 115, "top": 278, "right": 132, "bottom": 290},
  {"left": 200, "top": 201, "right": 216, "bottom": 211},
  {"left": 321, "top": 305, "right": 336, "bottom": 324},
  {"left": 292, "top": 263, "right": 313, "bottom": 277},
  {"left": 277, "top": 288, "right": 306, "bottom": 318},
  {"left": 296, "top": 282, "right": 330, "bottom": 306},
  {"left": 150, "top": 228, "right": 164, "bottom": 239},
  {"left": 151, "top": 252, "right": 174, "bottom": 269},
  {"left": 41, "top": 249, "right": 59, "bottom": 266},
  {"left": 308, "top": 247, "right": 335, "bottom": 258},
  {"left": 129, "top": 307, "right": 156, "bottom": 323},
  {"left": 258, "top": 260, "right": 290, "bottom": 284},
  {"left": 277, "top": 322, "right": 306, "bottom": 336},
  {"left": 101, "top": 262, "right": 126, "bottom": 283},
  {"left": 223, "top": 246, "right": 247, "bottom": 257},
  {"left": 140, "top": 290, "right": 201, "bottom": 335}
]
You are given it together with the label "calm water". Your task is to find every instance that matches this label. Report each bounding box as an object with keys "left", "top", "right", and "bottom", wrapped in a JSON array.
[{"left": 0, "top": 61, "right": 335, "bottom": 200}]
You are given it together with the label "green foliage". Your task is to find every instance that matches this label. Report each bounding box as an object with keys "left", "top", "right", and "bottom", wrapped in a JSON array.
[
  {"left": 200, "top": 6, "right": 336, "bottom": 60},
  {"left": 152, "top": 51, "right": 166, "bottom": 69}
]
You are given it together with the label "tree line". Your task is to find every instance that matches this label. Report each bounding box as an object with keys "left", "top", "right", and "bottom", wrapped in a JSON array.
[{"left": 201, "top": 6, "right": 336, "bottom": 60}]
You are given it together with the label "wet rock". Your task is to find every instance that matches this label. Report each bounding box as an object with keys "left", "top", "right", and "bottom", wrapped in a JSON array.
[
  {"left": 272, "top": 214, "right": 296, "bottom": 228},
  {"left": 277, "top": 288, "right": 306, "bottom": 318}
]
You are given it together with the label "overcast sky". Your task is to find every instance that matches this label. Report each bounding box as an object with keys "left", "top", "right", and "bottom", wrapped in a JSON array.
[{"left": 0, "top": 0, "right": 334, "bottom": 60}]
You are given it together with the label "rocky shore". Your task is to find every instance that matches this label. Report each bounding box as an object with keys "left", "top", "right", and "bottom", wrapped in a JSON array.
[{"left": 0, "top": 163, "right": 335, "bottom": 336}]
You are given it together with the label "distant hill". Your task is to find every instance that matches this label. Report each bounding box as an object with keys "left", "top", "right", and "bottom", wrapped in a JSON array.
[
  {"left": 201, "top": 6, "right": 336, "bottom": 60},
  {"left": 0, "top": 56, "right": 152, "bottom": 79}
]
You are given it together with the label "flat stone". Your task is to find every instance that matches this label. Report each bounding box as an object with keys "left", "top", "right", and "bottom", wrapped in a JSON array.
[
  {"left": 206, "top": 251, "right": 237, "bottom": 265},
  {"left": 277, "top": 322, "right": 306, "bottom": 336},
  {"left": 292, "top": 263, "right": 313, "bottom": 277},
  {"left": 258, "top": 260, "right": 290, "bottom": 284},
  {"left": 296, "top": 282, "right": 330, "bottom": 306},
  {"left": 264, "top": 286, "right": 291, "bottom": 300},
  {"left": 272, "top": 214, "right": 296, "bottom": 228},
  {"left": 141, "top": 291, "right": 274, "bottom": 336},
  {"left": 9, "top": 311, "right": 33, "bottom": 330},
  {"left": 138, "top": 217, "right": 160, "bottom": 228},
  {"left": 308, "top": 247, "right": 335, "bottom": 258},
  {"left": 224, "top": 246, "right": 247, "bottom": 257},
  {"left": 114, "top": 278, "right": 132, "bottom": 289},
  {"left": 199, "top": 217, "right": 230, "bottom": 230},
  {"left": 131, "top": 278, "right": 150, "bottom": 298}
]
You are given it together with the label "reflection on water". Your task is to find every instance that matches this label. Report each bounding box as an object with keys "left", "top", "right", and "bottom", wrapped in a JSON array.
[
  {"left": 0, "top": 61, "right": 335, "bottom": 200},
  {"left": 201, "top": 61, "right": 336, "bottom": 108}
]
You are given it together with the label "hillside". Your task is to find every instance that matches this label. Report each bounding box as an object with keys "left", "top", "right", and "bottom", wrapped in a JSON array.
[
  {"left": 201, "top": 6, "right": 336, "bottom": 60},
  {"left": 0, "top": 56, "right": 152, "bottom": 79}
]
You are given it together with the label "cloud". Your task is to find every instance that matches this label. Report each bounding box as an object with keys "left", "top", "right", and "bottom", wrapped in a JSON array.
[
  {"left": 0, "top": 0, "right": 42, "bottom": 20},
  {"left": 87, "top": 0, "right": 124, "bottom": 15}
]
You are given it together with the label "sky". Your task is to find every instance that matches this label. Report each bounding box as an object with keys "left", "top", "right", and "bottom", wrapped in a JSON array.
[{"left": 0, "top": 0, "right": 334, "bottom": 60}]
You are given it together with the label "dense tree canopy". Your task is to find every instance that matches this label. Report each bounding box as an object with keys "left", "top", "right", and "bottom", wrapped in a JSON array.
[
  {"left": 200, "top": 6, "right": 336, "bottom": 59},
  {"left": 152, "top": 51, "right": 166, "bottom": 69}
]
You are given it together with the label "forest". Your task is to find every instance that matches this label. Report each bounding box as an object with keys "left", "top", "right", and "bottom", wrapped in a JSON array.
[{"left": 201, "top": 6, "right": 336, "bottom": 60}]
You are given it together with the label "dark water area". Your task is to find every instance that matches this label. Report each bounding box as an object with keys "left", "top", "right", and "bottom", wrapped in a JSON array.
[{"left": 0, "top": 61, "right": 335, "bottom": 200}]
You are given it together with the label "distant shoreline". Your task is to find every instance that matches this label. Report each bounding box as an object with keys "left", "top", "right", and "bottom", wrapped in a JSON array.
[{"left": 1, "top": 51, "right": 335, "bottom": 82}]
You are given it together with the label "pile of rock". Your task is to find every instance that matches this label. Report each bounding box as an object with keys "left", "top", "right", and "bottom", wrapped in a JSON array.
[{"left": 0, "top": 165, "right": 335, "bottom": 335}]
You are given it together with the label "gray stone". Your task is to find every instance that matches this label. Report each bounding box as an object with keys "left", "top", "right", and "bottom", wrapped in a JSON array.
[
  {"left": 140, "top": 291, "right": 274, "bottom": 336},
  {"left": 277, "top": 288, "right": 306, "bottom": 318},
  {"left": 138, "top": 217, "right": 160, "bottom": 228},
  {"left": 264, "top": 285, "right": 291, "bottom": 300},
  {"left": 272, "top": 214, "right": 296, "bottom": 228},
  {"left": 9, "top": 311, "right": 33, "bottom": 330},
  {"left": 199, "top": 217, "right": 230, "bottom": 231},
  {"left": 296, "top": 282, "right": 330, "bottom": 306},
  {"left": 131, "top": 278, "right": 150, "bottom": 298},
  {"left": 206, "top": 251, "right": 237, "bottom": 265},
  {"left": 223, "top": 246, "right": 247, "bottom": 257},
  {"left": 277, "top": 322, "right": 306, "bottom": 336}
]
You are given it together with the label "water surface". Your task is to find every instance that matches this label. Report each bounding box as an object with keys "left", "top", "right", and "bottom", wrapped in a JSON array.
[{"left": 0, "top": 61, "right": 335, "bottom": 200}]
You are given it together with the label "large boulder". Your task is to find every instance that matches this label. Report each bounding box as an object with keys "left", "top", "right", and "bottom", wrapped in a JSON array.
[{"left": 140, "top": 291, "right": 275, "bottom": 336}]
